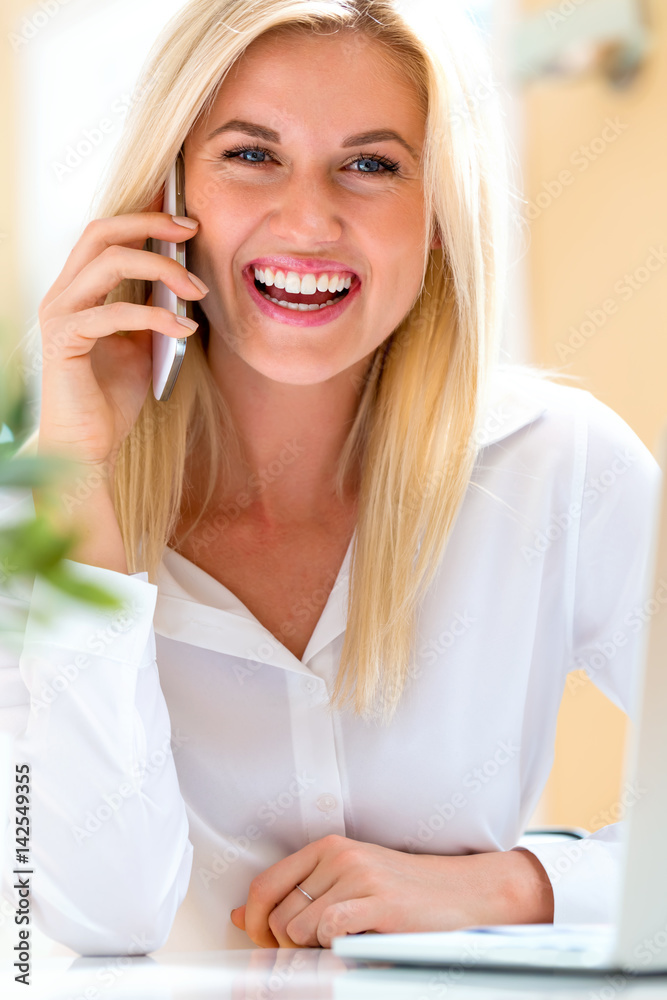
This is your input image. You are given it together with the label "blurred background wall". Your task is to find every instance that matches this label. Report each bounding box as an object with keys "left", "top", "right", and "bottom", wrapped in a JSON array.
[
  {"left": 518, "top": 0, "right": 666, "bottom": 831},
  {"left": 0, "top": 0, "right": 664, "bottom": 864}
]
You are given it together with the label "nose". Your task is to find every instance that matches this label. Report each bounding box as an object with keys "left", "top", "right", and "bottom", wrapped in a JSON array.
[{"left": 268, "top": 171, "right": 344, "bottom": 246}]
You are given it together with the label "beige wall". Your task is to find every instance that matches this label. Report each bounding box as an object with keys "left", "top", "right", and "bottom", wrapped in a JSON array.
[
  {"left": 521, "top": 0, "right": 667, "bottom": 828},
  {"left": 0, "top": 2, "right": 27, "bottom": 384}
]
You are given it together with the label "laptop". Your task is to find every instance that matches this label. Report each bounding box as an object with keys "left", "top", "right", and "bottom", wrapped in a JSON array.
[{"left": 333, "top": 430, "right": 667, "bottom": 975}]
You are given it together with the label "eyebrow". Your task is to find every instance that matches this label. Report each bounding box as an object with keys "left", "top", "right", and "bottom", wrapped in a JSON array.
[{"left": 205, "top": 119, "right": 419, "bottom": 161}]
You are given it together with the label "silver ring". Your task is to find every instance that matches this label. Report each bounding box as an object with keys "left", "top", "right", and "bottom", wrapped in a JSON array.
[{"left": 295, "top": 882, "right": 315, "bottom": 901}]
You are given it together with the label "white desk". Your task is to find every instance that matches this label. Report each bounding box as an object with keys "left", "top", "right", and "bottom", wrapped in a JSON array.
[{"left": 2, "top": 949, "right": 667, "bottom": 999}]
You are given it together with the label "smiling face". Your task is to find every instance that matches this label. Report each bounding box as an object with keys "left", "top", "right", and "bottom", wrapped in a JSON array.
[{"left": 183, "top": 27, "right": 433, "bottom": 385}]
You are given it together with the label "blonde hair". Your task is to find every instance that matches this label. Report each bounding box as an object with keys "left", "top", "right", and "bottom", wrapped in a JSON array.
[{"left": 34, "top": 1, "right": 525, "bottom": 723}]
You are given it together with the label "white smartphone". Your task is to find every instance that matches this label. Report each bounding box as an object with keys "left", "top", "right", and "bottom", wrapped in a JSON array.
[{"left": 149, "top": 150, "right": 190, "bottom": 401}]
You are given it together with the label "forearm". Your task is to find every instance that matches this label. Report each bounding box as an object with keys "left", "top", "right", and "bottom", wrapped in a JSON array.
[{"left": 32, "top": 457, "right": 129, "bottom": 575}]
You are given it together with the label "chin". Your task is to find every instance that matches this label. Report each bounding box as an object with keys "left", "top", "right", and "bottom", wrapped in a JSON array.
[{"left": 244, "top": 347, "right": 349, "bottom": 386}]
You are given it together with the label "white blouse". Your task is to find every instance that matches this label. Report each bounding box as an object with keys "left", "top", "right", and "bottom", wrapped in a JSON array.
[{"left": 0, "top": 367, "right": 661, "bottom": 957}]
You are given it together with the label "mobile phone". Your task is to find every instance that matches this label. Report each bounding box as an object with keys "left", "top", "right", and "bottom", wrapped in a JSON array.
[{"left": 149, "top": 150, "right": 190, "bottom": 401}]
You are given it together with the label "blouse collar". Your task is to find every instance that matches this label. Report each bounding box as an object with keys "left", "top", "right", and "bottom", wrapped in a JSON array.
[{"left": 154, "top": 366, "right": 549, "bottom": 671}]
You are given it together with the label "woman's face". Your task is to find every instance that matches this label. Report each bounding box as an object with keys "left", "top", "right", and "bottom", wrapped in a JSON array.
[{"left": 184, "top": 29, "right": 433, "bottom": 385}]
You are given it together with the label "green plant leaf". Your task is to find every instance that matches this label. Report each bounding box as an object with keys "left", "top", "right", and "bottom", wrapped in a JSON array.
[
  {"left": 0, "top": 454, "right": 79, "bottom": 489},
  {"left": 0, "top": 345, "right": 125, "bottom": 615},
  {"left": 38, "top": 562, "right": 124, "bottom": 609}
]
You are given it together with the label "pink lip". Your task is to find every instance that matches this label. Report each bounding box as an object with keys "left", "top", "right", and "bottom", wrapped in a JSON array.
[
  {"left": 246, "top": 256, "right": 359, "bottom": 278},
  {"left": 242, "top": 267, "right": 361, "bottom": 328}
]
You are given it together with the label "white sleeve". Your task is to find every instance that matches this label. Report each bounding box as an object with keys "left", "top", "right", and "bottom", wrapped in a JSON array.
[
  {"left": 518, "top": 394, "right": 662, "bottom": 924},
  {"left": 1, "top": 493, "right": 193, "bottom": 956}
]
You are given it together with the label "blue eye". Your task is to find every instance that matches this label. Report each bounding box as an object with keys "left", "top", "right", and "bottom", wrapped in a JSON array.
[{"left": 220, "top": 143, "right": 401, "bottom": 175}]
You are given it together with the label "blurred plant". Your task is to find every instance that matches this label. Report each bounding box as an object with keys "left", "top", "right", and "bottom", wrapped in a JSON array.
[{"left": 0, "top": 352, "right": 123, "bottom": 614}]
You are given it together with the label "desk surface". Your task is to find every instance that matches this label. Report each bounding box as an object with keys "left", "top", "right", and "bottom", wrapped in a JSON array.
[{"left": 3, "top": 949, "right": 667, "bottom": 1000}]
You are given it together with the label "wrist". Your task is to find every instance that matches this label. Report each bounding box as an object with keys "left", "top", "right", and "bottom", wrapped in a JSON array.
[{"left": 503, "top": 847, "right": 554, "bottom": 924}]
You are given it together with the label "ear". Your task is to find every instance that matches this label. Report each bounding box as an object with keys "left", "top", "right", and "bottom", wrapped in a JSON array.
[{"left": 430, "top": 232, "right": 442, "bottom": 250}]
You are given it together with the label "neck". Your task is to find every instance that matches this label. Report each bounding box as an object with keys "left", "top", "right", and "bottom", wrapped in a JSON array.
[{"left": 198, "top": 338, "right": 371, "bottom": 526}]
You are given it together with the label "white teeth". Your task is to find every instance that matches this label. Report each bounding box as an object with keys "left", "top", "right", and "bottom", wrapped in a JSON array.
[
  {"left": 259, "top": 289, "right": 346, "bottom": 310},
  {"left": 253, "top": 266, "right": 355, "bottom": 296},
  {"left": 285, "top": 271, "right": 302, "bottom": 294}
]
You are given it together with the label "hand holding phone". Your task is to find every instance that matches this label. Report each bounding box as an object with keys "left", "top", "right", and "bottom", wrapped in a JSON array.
[
  {"left": 149, "top": 150, "right": 194, "bottom": 401},
  {"left": 36, "top": 204, "right": 204, "bottom": 473}
]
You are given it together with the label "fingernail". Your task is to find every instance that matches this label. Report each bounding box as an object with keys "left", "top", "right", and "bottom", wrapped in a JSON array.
[
  {"left": 175, "top": 315, "right": 199, "bottom": 331},
  {"left": 172, "top": 215, "right": 198, "bottom": 229},
  {"left": 188, "top": 272, "right": 209, "bottom": 294}
]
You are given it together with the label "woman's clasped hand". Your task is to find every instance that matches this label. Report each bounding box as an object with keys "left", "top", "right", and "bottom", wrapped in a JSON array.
[{"left": 229, "top": 834, "right": 554, "bottom": 947}]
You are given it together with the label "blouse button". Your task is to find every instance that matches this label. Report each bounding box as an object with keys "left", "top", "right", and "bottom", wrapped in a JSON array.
[
  {"left": 316, "top": 793, "right": 337, "bottom": 812},
  {"left": 302, "top": 678, "right": 319, "bottom": 693}
]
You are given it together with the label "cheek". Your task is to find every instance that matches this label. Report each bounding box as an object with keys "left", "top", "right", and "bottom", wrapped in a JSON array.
[
  {"left": 186, "top": 215, "right": 247, "bottom": 287},
  {"left": 376, "top": 236, "right": 426, "bottom": 301},
  {"left": 201, "top": 199, "right": 258, "bottom": 244},
  {"left": 189, "top": 203, "right": 259, "bottom": 279},
  {"left": 186, "top": 167, "right": 262, "bottom": 234}
]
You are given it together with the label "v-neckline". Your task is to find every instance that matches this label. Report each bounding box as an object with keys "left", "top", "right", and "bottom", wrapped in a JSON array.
[{"left": 158, "top": 529, "right": 355, "bottom": 667}]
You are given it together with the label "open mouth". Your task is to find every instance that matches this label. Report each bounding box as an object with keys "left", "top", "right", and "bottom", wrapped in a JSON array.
[{"left": 252, "top": 273, "right": 353, "bottom": 312}]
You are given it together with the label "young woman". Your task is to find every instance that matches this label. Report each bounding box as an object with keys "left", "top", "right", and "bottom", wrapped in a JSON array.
[{"left": 0, "top": 0, "right": 660, "bottom": 956}]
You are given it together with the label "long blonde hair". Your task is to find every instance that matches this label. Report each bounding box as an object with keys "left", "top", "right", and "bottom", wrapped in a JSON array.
[{"left": 48, "top": 1, "right": 517, "bottom": 723}]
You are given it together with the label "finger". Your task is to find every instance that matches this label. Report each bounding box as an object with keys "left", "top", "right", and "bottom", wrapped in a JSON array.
[
  {"left": 267, "top": 921, "right": 298, "bottom": 949},
  {"left": 48, "top": 244, "right": 207, "bottom": 317},
  {"left": 267, "top": 877, "right": 344, "bottom": 949},
  {"left": 281, "top": 887, "right": 341, "bottom": 948},
  {"left": 316, "top": 897, "right": 376, "bottom": 948},
  {"left": 41, "top": 213, "right": 200, "bottom": 309},
  {"left": 244, "top": 842, "right": 329, "bottom": 948},
  {"left": 267, "top": 897, "right": 304, "bottom": 949},
  {"left": 42, "top": 301, "right": 199, "bottom": 359},
  {"left": 230, "top": 905, "right": 246, "bottom": 930}
]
